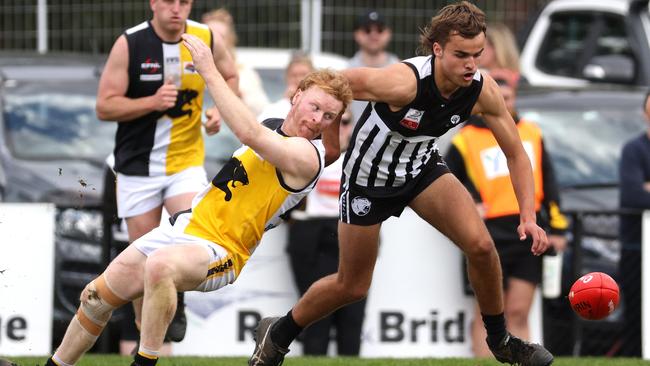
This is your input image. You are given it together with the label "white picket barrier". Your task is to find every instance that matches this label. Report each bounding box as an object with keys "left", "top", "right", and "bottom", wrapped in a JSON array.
[{"left": 0, "top": 203, "right": 55, "bottom": 356}]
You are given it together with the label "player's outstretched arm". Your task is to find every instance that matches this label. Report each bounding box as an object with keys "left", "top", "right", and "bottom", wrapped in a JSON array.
[
  {"left": 474, "top": 74, "right": 549, "bottom": 255},
  {"left": 210, "top": 30, "right": 240, "bottom": 96},
  {"left": 182, "top": 34, "right": 320, "bottom": 187},
  {"left": 341, "top": 63, "right": 416, "bottom": 109}
]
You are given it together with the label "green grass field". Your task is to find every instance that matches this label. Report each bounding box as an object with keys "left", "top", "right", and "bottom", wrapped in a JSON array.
[{"left": 3, "top": 356, "right": 649, "bottom": 366}]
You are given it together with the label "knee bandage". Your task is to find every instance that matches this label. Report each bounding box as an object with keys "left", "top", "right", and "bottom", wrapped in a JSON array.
[{"left": 76, "top": 275, "right": 128, "bottom": 336}]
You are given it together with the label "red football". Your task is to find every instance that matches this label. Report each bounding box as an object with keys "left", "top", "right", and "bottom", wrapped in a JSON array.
[{"left": 568, "top": 272, "right": 620, "bottom": 320}]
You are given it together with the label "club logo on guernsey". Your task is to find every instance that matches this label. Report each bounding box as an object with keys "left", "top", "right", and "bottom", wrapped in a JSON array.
[
  {"left": 212, "top": 158, "right": 250, "bottom": 201},
  {"left": 351, "top": 196, "right": 372, "bottom": 216},
  {"left": 400, "top": 108, "right": 424, "bottom": 130}
]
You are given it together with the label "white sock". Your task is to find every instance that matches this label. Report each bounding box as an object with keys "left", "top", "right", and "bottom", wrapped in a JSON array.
[
  {"left": 138, "top": 345, "right": 160, "bottom": 358},
  {"left": 52, "top": 354, "right": 74, "bottom": 366}
]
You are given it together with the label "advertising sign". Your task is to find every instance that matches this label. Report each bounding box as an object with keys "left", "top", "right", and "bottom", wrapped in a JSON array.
[
  {"left": 0, "top": 203, "right": 55, "bottom": 356},
  {"left": 175, "top": 208, "right": 542, "bottom": 357}
]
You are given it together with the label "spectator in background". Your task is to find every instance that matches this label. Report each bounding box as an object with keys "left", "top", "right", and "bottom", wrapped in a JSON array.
[
  {"left": 257, "top": 51, "right": 315, "bottom": 122},
  {"left": 618, "top": 90, "right": 650, "bottom": 357},
  {"left": 203, "top": 8, "right": 269, "bottom": 116},
  {"left": 93, "top": 0, "right": 239, "bottom": 357},
  {"left": 286, "top": 109, "right": 365, "bottom": 356},
  {"left": 478, "top": 22, "right": 522, "bottom": 88},
  {"left": 445, "top": 73, "right": 568, "bottom": 357},
  {"left": 348, "top": 9, "right": 399, "bottom": 121}
]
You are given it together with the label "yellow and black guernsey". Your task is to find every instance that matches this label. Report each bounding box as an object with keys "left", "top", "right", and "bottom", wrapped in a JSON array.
[
  {"left": 184, "top": 120, "right": 326, "bottom": 276},
  {"left": 115, "top": 20, "right": 211, "bottom": 176}
]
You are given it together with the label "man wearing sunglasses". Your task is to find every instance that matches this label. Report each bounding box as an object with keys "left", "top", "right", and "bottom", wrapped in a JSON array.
[{"left": 348, "top": 10, "right": 399, "bottom": 122}]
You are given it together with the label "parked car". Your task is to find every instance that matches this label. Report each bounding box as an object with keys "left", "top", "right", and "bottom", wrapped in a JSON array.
[
  {"left": 519, "top": 0, "right": 650, "bottom": 87},
  {"left": 515, "top": 86, "right": 647, "bottom": 355},
  {"left": 0, "top": 52, "right": 116, "bottom": 349}
]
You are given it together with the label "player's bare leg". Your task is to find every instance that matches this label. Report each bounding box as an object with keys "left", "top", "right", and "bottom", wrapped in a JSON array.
[
  {"left": 472, "top": 304, "right": 491, "bottom": 357},
  {"left": 47, "top": 245, "right": 146, "bottom": 366},
  {"left": 162, "top": 192, "right": 199, "bottom": 342},
  {"left": 409, "top": 173, "right": 504, "bottom": 315},
  {"left": 138, "top": 243, "right": 210, "bottom": 363},
  {"left": 126, "top": 206, "right": 163, "bottom": 243},
  {"left": 504, "top": 278, "right": 536, "bottom": 340},
  {"left": 409, "top": 173, "right": 552, "bottom": 366},
  {"left": 124, "top": 206, "right": 163, "bottom": 334},
  {"left": 291, "top": 222, "right": 380, "bottom": 324},
  {"left": 249, "top": 223, "right": 380, "bottom": 366}
]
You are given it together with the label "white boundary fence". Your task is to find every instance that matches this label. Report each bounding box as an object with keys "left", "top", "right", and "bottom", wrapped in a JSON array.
[{"left": 2, "top": 204, "right": 647, "bottom": 359}]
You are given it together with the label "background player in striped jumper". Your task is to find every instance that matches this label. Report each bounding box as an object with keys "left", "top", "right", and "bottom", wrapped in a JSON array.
[
  {"left": 44, "top": 33, "right": 351, "bottom": 366},
  {"left": 250, "top": 2, "right": 554, "bottom": 366},
  {"left": 95, "top": 0, "right": 239, "bottom": 351}
]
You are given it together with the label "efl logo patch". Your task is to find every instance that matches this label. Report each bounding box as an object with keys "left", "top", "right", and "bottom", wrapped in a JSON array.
[{"left": 399, "top": 108, "right": 424, "bottom": 130}]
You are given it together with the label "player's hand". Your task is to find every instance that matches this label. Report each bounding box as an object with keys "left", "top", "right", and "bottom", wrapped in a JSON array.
[
  {"left": 152, "top": 78, "right": 178, "bottom": 111},
  {"left": 182, "top": 33, "right": 217, "bottom": 76},
  {"left": 517, "top": 220, "right": 549, "bottom": 256},
  {"left": 204, "top": 106, "right": 221, "bottom": 135}
]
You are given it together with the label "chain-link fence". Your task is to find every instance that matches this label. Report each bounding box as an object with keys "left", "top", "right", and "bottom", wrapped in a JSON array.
[{"left": 1, "top": 0, "right": 549, "bottom": 58}]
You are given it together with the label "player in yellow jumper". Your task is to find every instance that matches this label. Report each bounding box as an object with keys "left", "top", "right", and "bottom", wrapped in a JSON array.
[
  {"left": 96, "top": 0, "right": 240, "bottom": 350},
  {"left": 43, "top": 34, "right": 352, "bottom": 366}
]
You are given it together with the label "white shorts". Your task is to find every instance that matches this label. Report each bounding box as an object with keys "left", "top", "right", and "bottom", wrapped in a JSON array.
[
  {"left": 116, "top": 166, "right": 208, "bottom": 218},
  {"left": 134, "top": 212, "right": 237, "bottom": 292}
]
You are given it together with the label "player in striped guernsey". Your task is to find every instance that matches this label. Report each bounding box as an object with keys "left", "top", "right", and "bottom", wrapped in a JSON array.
[
  {"left": 44, "top": 33, "right": 351, "bottom": 366},
  {"left": 252, "top": 2, "right": 554, "bottom": 366},
  {"left": 95, "top": 0, "right": 239, "bottom": 352}
]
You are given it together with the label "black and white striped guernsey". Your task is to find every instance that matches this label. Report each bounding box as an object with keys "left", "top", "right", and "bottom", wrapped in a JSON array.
[{"left": 342, "top": 55, "right": 483, "bottom": 195}]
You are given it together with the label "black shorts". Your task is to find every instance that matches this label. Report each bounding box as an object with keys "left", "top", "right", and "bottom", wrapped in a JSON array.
[
  {"left": 340, "top": 153, "right": 450, "bottom": 226},
  {"left": 496, "top": 239, "right": 542, "bottom": 285},
  {"left": 462, "top": 238, "right": 542, "bottom": 295}
]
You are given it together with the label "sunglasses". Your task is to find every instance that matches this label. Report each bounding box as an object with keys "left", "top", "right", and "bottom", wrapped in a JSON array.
[{"left": 362, "top": 25, "right": 385, "bottom": 34}]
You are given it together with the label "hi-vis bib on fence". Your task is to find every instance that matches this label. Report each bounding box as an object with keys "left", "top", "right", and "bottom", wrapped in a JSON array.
[{"left": 452, "top": 120, "right": 543, "bottom": 218}]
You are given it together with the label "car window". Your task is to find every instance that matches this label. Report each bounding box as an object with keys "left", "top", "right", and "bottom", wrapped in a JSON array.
[
  {"left": 519, "top": 105, "right": 644, "bottom": 187},
  {"left": 3, "top": 80, "right": 116, "bottom": 162},
  {"left": 537, "top": 12, "right": 632, "bottom": 80}
]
